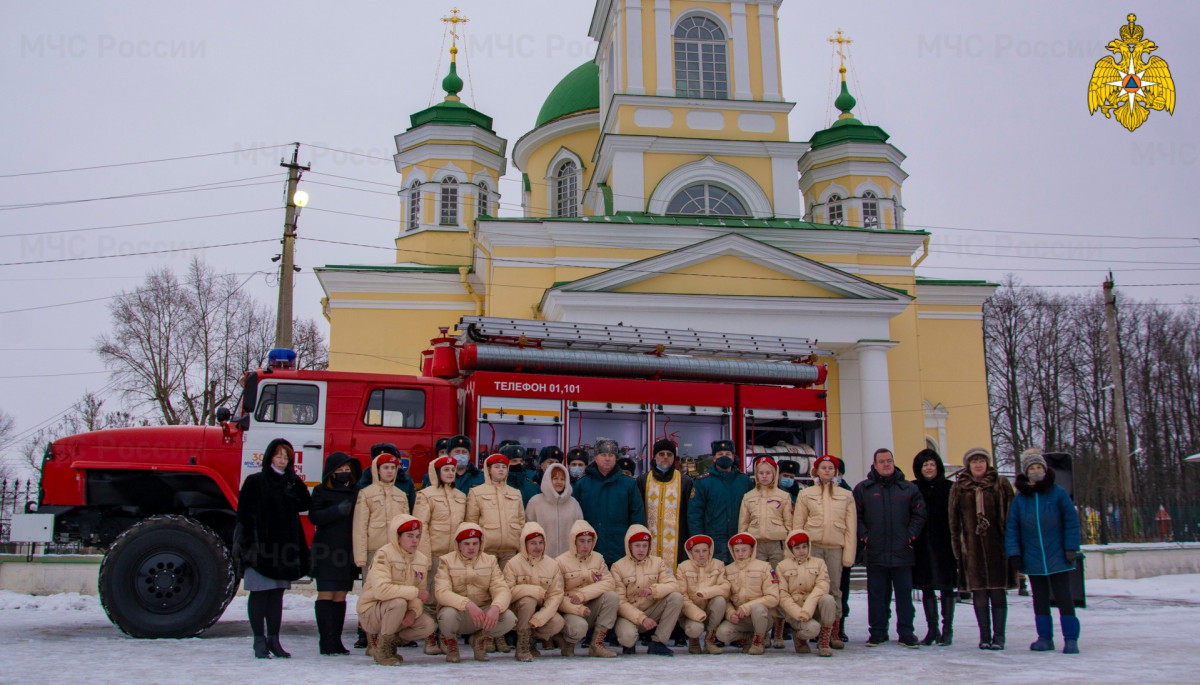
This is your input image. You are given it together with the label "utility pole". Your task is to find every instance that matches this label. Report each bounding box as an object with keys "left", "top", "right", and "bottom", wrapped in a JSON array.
[
  {"left": 275, "top": 143, "right": 310, "bottom": 350},
  {"left": 1103, "top": 273, "right": 1134, "bottom": 533}
]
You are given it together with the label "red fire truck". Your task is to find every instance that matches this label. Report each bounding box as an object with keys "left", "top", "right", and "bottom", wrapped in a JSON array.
[{"left": 36, "top": 317, "right": 828, "bottom": 638}]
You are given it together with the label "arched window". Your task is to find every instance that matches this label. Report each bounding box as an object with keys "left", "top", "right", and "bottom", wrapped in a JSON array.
[
  {"left": 440, "top": 177, "right": 458, "bottom": 225},
  {"left": 862, "top": 190, "right": 879, "bottom": 228},
  {"left": 477, "top": 181, "right": 490, "bottom": 218},
  {"left": 674, "top": 17, "right": 728, "bottom": 99},
  {"left": 554, "top": 161, "right": 579, "bottom": 217},
  {"left": 407, "top": 180, "right": 421, "bottom": 230},
  {"left": 666, "top": 183, "right": 747, "bottom": 216},
  {"left": 827, "top": 194, "right": 844, "bottom": 225}
]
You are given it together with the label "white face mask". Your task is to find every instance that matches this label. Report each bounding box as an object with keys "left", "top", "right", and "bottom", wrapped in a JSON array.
[
  {"left": 1028, "top": 470, "right": 1046, "bottom": 483},
  {"left": 569, "top": 465, "right": 584, "bottom": 479},
  {"left": 454, "top": 453, "right": 469, "bottom": 468}
]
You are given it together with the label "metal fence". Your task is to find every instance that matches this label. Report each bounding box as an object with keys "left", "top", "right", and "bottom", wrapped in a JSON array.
[{"left": 0, "top": 478, "right": 85, "bottom": 554}]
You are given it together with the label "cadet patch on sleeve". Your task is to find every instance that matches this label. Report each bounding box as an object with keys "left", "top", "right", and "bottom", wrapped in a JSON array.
[
  {"left": 415, "top": 571, "right": 424, "bottom": 581},
  {"left": 769, "top": 569, "right": 779, "bottom": 584}
]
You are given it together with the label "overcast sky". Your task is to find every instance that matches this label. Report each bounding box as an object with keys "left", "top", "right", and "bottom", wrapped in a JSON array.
[{"left": 2, "top": 0, "right": 1196, "bottom": 472}]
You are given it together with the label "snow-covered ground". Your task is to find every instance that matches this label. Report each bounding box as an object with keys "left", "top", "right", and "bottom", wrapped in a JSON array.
[{"left": 3, "top": 576, "right": 1200, "bottom": 684}]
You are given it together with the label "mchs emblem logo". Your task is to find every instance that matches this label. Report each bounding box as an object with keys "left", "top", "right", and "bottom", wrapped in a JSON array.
[{"left": 1088, "top": 14, "right": 1175, "bottom": 132}]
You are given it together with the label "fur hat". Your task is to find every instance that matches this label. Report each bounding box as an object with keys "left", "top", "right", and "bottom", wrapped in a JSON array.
[
  {"left": 498, "top": 443, "right": 525, "bottom": 462},
  {"left": 963, "top": 446, "right": 991, "bottom": 467},
  {"left": 539, "top": 445, "right": 564, "bottom": 463},
  {"left": 617, "top": 457, "right": 637, "bottom": 474},
  {"left": 1021, "top": 447, "right": 1047, "bottom": 474},
  {"left": 447, "top": 434, "right": 472, "bottom": 452},
  {"left": 711, "top": 439, "right": 736, "bottom": 455},
  {"left": 778, "top": 459, "right": 801, "bottom": 476},
  {"left": 652, "top": 438, "right": 677, "bottom": 456},
  {"left": 594, "top": 437, "right": 619, "bottom": 456},
  {"left": 371, "top": 443, "right": 402, "bottom": 459},
  {"left": 566, "top": 447, "right": 589, "bottom": 464},
  {"left": 434, "top": 437, "right": 450, "bottom": 455}
]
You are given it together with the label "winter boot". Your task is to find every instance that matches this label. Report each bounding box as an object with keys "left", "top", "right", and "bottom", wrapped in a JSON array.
[
  {"left": 974, "top": 599, "right": 992, "bottom": 649},
  {"left": 1030, "top": 615, "right": 1055, "bottom": 651},
  {"left": 441, "top": 635, "right": 461, "bottom": 663},
  {"left": 424, "top": 634, "right": 442, "bottom": 655},
  {"left": 589, "top": 629, "right": 617, "bottom": 658},
  {"left": 557, "top": 634, "right": 575, "bottom": 657},
  {"left": 265, "top": 634, "right": 291, "bottom": 658},
  {"left": 921, "top": 593, "right": 941, "bottom": 645},
  {"left": 688, "top": 637, "right": 701, "bottom": 654},
  {"left": 253, "top": 635, "right": 271, "bottom": 659},
  {"left": 938, "top": 592, "right": 955, "bottom": 646},
  {"left": 646, "top": 639, "right": 674, "bottom": 657},
  {"left": 772, "top": 617, "right": 786, "bottom": 649},
  {"left": 817, "top": 626, "right": 834, "bottom": 657},
  {"left": 494, "top": 633, "right": 511, "bottom": 653},
  {"left": 366, "top": 633, "right": 379, "bottom": 659},
  {"left": 515, "top": 628, "right": 534, "bottom": 662},
  {"left": 748, "top": 633, "right": 766, "bottom": 655},
  {"left": 372, "top": 634, "right": 402, "bottom": 666},
  {"left": 794, "top": 633, "right": 811, "bottom": 654},
  {"left": 354, "top": 625, "right": 368, "bottom": 649},
  {"left": 703, "top": 631, "right": 722, "bottom": 654},
  {"left": 987, "top": 601, "right": 1007, "bottom": 650},
  {"left": 473, "top": 633, "right": 494, "bottom": 661},
  {"left": 829, "top": 619, "right": 845, "bottom": 649},
  {"left": 529, "top": 637, "right": 542, "bottom": 657},
  {"left": 1061, "top": 615, "right": 1080, "bottom": 654}
]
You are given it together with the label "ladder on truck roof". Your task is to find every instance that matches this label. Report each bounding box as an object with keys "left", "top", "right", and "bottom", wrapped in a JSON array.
[{"left": 457, "top": 316, "right": 831, "bottom": 361}]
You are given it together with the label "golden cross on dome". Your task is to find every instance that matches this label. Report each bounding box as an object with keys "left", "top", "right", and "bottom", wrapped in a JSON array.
[
  {"left": 442, "top": 8, "right": 469, "bottom": 59},
  {"left": 828, "top": 28, "right": 852, "bottom": 78}
]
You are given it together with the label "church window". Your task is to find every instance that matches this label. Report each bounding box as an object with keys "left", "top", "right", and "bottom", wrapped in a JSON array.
[
  {"left": 477, "top": 181, "right": 490, "bottom": 217},
  {"left": 407, "top": 180, "right": 421, "bottom": 230},
  {"left": 555, "top": 160, "right": 579, "bottom": 217},
  {"left": 674, "top": 17, "right": 728, "bottom": 99},
  {"left": 440, "top": 177, "right": 458, "bottom": 225},
  {"left": 862, "top": 191, "right": 879, "bottom": 228},
  {"left": 828, "top": 194, "right": 844, "bottom": 225},
  {"left": 666, "top": 183, "right": 747, "bottom": 216}
]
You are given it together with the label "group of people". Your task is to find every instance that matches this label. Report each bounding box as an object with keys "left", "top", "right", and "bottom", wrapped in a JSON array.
[{"left": 233, "top": 434, "right": 1081, "bottom": 665}]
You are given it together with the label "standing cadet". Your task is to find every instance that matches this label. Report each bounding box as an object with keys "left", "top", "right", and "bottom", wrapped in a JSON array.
[
  {"left": 777, "top": 529, "right": 838, "bottom": 657},
  {"left": 636, "top": 438, "right": 693, "bottom": 572},
  {"left": 611, "top": 525, "right": 684, "bottom": 656},
  {"left": 739, "top": 455, "right": 793, "bottom": 647},
  {"left": 466, "top": 453, "right": 527, "bottom": 568},
  {"left": 793, "top": 454, "right": 856, "bottom": 649},
  {"left": 687, "top": 440, "right": 753, "bottom": 564},
  {"left": 503, "top": 522, "right": 568, "bottom": 662},
  {"left": 675, "top": 534, "right": 729, "bottom": 654},
  {"left": 556, "top": 520, "right": 620, "bottom": 658},
  {"left": 434, "top": 523, "right": 518, "bottom": 662},
  {"left": 412, "top": 454, "right": 467, "bottom": 655},
  {"left": 714, "top": 533, "right": 780, "bottom": 655},
  {"left": 356, "top": 514, "right": 437, "bottom": 666}
]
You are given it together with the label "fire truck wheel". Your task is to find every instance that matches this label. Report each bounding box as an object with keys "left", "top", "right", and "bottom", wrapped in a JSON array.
[{"left": 98, "top": 514, "right": 237, "bottom": 638}]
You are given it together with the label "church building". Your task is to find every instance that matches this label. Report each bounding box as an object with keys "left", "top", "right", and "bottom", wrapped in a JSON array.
[{"left": 315, "top": 0, "right": 995, "bottom": 484}]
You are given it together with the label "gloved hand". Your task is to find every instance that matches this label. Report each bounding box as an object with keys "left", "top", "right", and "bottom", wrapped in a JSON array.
[
  {"left": 1064, "top": 549, "right": 1078, "bottom": 563},
  {"left": 1008, "top": 555, "right": 1022, "bottom": 575},
  {"left": 336, "top": 499, "right": 353, "bottom": 516}
]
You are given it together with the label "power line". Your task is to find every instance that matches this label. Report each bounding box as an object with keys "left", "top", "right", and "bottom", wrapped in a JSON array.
[
  {"left": 0, "top": 238, "right": 275, "bottom": 267},
  {"left": 0, "top": 176, "right": 282, "bottom": 211},
  {"left": 0, "top": 207, "right": 278, "bottom": 238},
  {"left": 0, "top": 144, "right": 297, "bottom": 179}
]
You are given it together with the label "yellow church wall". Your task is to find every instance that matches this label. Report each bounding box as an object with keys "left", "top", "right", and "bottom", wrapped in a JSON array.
[
  {"left": 613, "top": 255, "right": 849, "bottom": 297},
  {"left": 394, "top": 230, "right": 472, "bottom": 266},
  {"left": 522, "top": 128, "right": 601, "bottom": 216},
  {"left": 613, "top": 104, "right": 789, "bottom": 141},
  {"left": 886, "top": 307, "right": 928, "bottom": 462},
  {"left": 914, "top": 316, "right": 994, "bottom": 460},
  {"left": 327, "top": 306, "right": 468, "bottom": 376},
  {"left": 643, "top": 153, "right": 774, "bottom": 206},
  {"left": 745, "top": 3, "right": 764, "bottom": 101}
]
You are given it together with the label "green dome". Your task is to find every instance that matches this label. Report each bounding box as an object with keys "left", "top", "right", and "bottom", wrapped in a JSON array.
[
  {"left": 407, "top": 58, "right": 494, "bottom": 132},
  {"left": 442, "top": 61, "right": 464, "bottom": 98},
  {"left": 535, "top": 62, "right": 600, "bottom": 128},
  {"left": 810, "top": 77, "right": 891, "bottom": 149},
  {"left": 833, "top": 80, "right": 857, "bottom": 119}
]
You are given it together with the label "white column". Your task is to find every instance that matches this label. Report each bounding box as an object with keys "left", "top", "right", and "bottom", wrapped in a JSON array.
[
  {"left": 758, "top": 2, "right": 781, "bottom": 101},
  {"left": 837, "top": 354, "right": 865, "bottom": 484},
  {"left": 856, "top": 341, "right": 896, "bottom": 463},
  {"left": 770, "top": 154, "right": 801, "bottom": 218},
  {"left": 625, "top": 0, "right": 645, "bottom": 95},
  {"left": 730, "top": 2, "right": 752, "bottom": 100},
  {"left": 654, "top": 0, "right": 672, "bottom": 95},
  {"left": 611, "top": 149, "right": 644, "bottom": 212}
]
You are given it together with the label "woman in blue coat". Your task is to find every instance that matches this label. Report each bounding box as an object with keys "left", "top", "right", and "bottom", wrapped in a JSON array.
[{"left": 1005, "top": 448, "right": 1081, "bottom": 654}]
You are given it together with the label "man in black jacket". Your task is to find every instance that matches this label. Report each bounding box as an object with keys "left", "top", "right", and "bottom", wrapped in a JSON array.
[{"left": 854, "top": 448, "right": 927, "bottom": 648}]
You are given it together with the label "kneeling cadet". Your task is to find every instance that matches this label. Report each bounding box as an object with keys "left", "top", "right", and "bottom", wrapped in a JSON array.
[
  {"left": 355, "top": 514, "right": 437, "bottom": 666},
  {"left": 675, "top": 534, "right": 730, "bottom": 654},
  {"left": 611, "top": 524, "right": 684, "bottom": 656},
  {"left": 777, "top": 529, "right": 838, "bottom": 656},
  {"left": 433, "top": 522, "right": 517, "bottom": 662},
  {"left": 715, "top": 533, "right": 780, "bottom": 654},
  {"left": 503, "top": 522, "right": 568, "bottom": 662},
  {"left": 555, "top": 520, "right": 619, "bottom": 657}
]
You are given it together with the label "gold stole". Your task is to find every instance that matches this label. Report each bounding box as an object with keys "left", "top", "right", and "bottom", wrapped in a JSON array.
[{"left": 645, "top": 469, "right": 682, "bottom": 573}]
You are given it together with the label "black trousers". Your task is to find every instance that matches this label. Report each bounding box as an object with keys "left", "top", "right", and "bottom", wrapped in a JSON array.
[
  {"left": 866, "top": 565, "right": 915, "bottom": 639},
  {"left": 1030, "top": 572, "right": 1075, "bottom": 617}
]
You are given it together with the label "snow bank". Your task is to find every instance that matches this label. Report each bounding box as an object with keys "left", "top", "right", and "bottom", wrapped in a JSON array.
[
  {"left": 0, "top": 589, "right": 98, "bottom": 611},
  {"left": 1086, "top": 573, "right": 1200, "bottom": 602}
]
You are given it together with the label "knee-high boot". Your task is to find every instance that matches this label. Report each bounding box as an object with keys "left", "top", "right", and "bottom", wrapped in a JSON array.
[
  {"left": 920, "top": 592, "right": 940, "bottom": 645},
  {"left": 937, "top": 592, "right": 955, "bottom": 646},
  {"left": 972, "top": 592, "right": 992, "bottom": 649},
  {"left": 987, "top": 594, "right": 1006, "bottom": 650}
]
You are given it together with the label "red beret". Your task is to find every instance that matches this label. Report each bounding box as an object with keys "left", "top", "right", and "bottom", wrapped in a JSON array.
[
  {"left": 525, "top": 530, "right": 545, "bottom": 542},
  {"left": 456, "top": 527, "right": 483, "bottom": 542},
  {"left": 684, "top": 535, "right": 714, "bottom": 551},
  {"left": 812, "top": 454, "right": 840, "bottom": 471},
  {"left": 628, "top": 531, "right": 652, "bottom": 544},
  {"left": 377, "top": 454, "right": 400, "bottom": 467},
  {"left": 575, "top": 530, "right": 596, "bottom": 539},
  {"left": 753, "top": 455, "right": 777, "bottom": 470},
  {"left": 433, "top": 455, "right": 457, "bottom": 471},
  {"left": 484, "top": 453, "right": 509, "bottom": 467},
  {"left": 729, "top": 533, "right": 757, "bottom": 548},
  {"left": 396, "top": 519, "right": 421, "bottom": 534},
  {"left": 787, "top": 531, "right": 810, "bottom": 548}
]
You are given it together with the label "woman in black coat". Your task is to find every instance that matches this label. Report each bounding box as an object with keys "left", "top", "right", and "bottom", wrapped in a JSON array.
[
  {"left": 308, "top": 451, "right": 362, "bottom": 656},
  {"left": 911, "top": 449, "right": 957, "bottom": 646},
  {"left": 236, "top": 438, "right": 311, "bottom": 659}
]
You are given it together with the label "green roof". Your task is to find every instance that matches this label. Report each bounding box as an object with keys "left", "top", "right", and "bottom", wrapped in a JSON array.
[
  {"left": 535, "top": 62, "right": 600, "bottom": 128},
  {"left": 322, "top": 264, "right": 470, "bottom": 274},
  {"left": 809, "top": 78, "right": 893, "bottom": 150},
  {"left": 478, "top": 212, "right": 929, "bottom": 235},
  {"left": 408, "top": 59, "right": 494, "bottom": 132}
]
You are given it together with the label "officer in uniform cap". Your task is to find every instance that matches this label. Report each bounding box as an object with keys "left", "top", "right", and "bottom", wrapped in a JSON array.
[{"left": 687, "top": 439, "right": 753, "bottom": 564}]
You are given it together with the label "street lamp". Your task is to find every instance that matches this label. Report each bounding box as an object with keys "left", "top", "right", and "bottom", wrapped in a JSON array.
[{"left": 293, "top": 189, "right": 309, "bottom": 212}]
